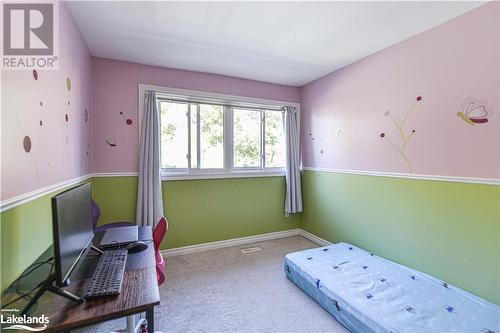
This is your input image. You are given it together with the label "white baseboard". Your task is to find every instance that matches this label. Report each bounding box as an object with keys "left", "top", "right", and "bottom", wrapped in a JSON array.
[
  {"left": 161, "top": 228, "right": 302, "bottom": 257},
  {"left": 161, "top": 228, "right": 331, "bottom": 257},
  {"left": 299, "top": 229, "right": 332, "bottom": 246}
]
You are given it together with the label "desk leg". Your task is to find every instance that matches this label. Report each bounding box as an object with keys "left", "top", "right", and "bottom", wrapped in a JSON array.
[{"left": 146, "top": 306, "right": 154, "bottom": 332}]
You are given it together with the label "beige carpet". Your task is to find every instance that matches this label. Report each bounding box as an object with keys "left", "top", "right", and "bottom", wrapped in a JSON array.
[{"left": 77, "top": 236, "right": 349, "bottom": 333}]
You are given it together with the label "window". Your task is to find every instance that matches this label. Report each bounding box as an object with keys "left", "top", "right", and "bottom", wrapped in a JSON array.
[
  {"left": 199, "top": 104, "right": 224, "bottom": 169},
  {"left": 264, "top": 110, "right": 285, "bottom": 168},
  {"left": 158, "top": 95, "right": 288, "bottom": 178},
  {"left": 160, "top": 102, "right": 188, "bottom": 169},
  {"left": 160, "top": 101, "right": 225, "bottom": 170},
  {"left": 233, "top": 108, "right": 261, "bottom": 168}
]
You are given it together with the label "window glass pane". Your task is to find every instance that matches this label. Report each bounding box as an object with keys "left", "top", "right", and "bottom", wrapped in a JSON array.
[
  {"left": 199, "top": 104, "right": 224, "bottom": 169},
  {"left": 265, "top": 110, "right": 285, "bottom": 168},
  {"left": 160, "top": 101, "right": 188, "bottom": 169},
  {"left": 233, "top": 109, "right": 261, "bottom": 168},
  {"left": 190, "top": 104, "right": 198, "bottom": 169}
]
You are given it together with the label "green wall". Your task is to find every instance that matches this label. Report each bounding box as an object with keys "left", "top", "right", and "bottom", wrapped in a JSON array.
[
  {"left": 300, "top": 170, "right": 500, "bottom": 304},
  {"left": 0, "top": 180, "right": 91, "bottom": 292},
  {"left": 2, "top": 172, "right": 499, "bottom": 306},
  {"left": 1, "top": 176, "right": 298, "bottom": 292},
  {"left": 1, "top": 193, "right": 59, "bottom": 292},
  {"left": 91, "top": 176, "right": 299, "bottom": 250}
]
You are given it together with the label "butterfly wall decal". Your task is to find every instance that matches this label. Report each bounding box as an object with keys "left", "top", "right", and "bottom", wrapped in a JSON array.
[
  {"left": 457, "top": 101, "right": 488, "bottom": 125},
  {"left": 106, "top": 138, "right": 117, "bottom": 147}
]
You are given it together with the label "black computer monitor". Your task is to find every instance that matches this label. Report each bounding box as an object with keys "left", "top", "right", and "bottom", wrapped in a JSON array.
[{"left": 51, "top": 183, "right": 94, "bottom": 287}]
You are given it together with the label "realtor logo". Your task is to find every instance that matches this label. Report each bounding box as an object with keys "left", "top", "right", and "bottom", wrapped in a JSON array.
[
  {"left": 3, "top": 3, "right": 53, "bottom": 55},
  {"left": 2, "top": 2, "right": 58, "bottom": 69}
]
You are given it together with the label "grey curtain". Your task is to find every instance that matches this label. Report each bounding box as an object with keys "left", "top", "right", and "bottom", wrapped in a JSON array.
[
  {"left": 136, "top": 91, "right": 164, "bottom": 227},
  {"left": 284, "top": 106, "right": 302, "bottom": 215}
]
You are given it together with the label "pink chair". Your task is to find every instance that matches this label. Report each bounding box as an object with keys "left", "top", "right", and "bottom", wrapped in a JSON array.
[{"left": 153, "top": 217, "right": 168, "bottom": 286}]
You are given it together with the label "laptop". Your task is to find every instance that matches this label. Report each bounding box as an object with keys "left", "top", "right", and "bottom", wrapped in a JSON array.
[{"left": 99, "top": 226, "right": 138, "bottom": 249}]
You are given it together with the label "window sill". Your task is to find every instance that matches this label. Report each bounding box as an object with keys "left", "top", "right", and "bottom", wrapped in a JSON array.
[{"left": 161, "top": 171, "right": 285, "bottom": 181}]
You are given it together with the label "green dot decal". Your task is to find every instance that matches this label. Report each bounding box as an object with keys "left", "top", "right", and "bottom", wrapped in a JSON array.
[{"left": 66, "top": 77, "right": 71, "bottom": 91}]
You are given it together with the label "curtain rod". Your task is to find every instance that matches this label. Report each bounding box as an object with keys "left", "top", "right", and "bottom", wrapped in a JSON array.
[{"left": 156, "top": 96, "right": 285, "bottom": 112}]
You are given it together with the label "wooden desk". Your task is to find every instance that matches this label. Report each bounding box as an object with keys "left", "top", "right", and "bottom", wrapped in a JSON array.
[{"left": 1, "top": 227, "right": 160, "bottom": 333}]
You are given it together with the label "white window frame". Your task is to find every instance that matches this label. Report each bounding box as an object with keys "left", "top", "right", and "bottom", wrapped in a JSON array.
[{"left": 138, "top": 84, "right": 300, "bottom": 180}]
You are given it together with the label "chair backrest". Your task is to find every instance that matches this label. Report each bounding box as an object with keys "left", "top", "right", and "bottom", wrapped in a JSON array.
[
  {"left": 157, "top": 267, "right": 165, "bottom": 286},
  {"left": 153, "top": 217, "right": 168, "bottom": 286},
  {"left": 153, "top": 217, "right": 168, "bottom": 252},
  {"left": 91, "top": 199, "right": 101, "bottom": 230}
]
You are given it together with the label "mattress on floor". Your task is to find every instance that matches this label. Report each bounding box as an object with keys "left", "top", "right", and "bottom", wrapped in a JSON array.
[{"left": 284, "top": 242, "right": 500, "bottom": 333}]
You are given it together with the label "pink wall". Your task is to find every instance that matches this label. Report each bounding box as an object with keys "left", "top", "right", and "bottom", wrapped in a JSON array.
[
  {"left": 92, "top": 58, "right": 300, "bottom": 173},
  {"left": 4, "top": 2, "right": 495, "bottom": 199},
  {"left": 301, "top": 2, "right": 499, "bottom": 179},
  {"left": 1, "top": 3, "right": 93, "bottom": 201}
]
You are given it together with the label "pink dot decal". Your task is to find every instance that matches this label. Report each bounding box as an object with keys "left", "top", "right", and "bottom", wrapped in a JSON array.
[
  {"left": 416, "top": 96, "right": 422, "bottom": 101},
  {"left": 39, "top": 120, "right": 43, "bottom": 126},
  {"left": 23, "top": 136, "right": 32, "bottom": 152},
  {"left": 65, "top": 114, "right": 69, "bottom": 122},
  {"left": 119, "top": 111, "right": 138, "bottom": 132},
  {"left": 380, "top": 133, "right": 385, "bottom": 138},
  {"left": 84, "top": 109, "right": 88, "bottom": 123},
  {"left": 33, "top": 70, "right": 38, "bottom": 80}
]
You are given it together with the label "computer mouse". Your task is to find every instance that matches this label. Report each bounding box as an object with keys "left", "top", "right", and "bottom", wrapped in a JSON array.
[{"left": 126, "top": 241, "right": 148, "bottom": 253}]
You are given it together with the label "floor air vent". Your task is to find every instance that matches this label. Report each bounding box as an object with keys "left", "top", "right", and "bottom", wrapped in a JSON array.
[{"left": 240, "top": 246, "right": 262, "bottom": 254}]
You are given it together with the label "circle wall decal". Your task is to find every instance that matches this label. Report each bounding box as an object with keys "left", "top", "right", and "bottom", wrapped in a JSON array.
[{"left": 23, "top": 136, "right": 32, "bottom": 152}]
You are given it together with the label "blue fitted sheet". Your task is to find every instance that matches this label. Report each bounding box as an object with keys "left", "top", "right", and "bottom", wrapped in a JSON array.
[{"left": 284, "top": 242, "right": 500, "bottom": 333}]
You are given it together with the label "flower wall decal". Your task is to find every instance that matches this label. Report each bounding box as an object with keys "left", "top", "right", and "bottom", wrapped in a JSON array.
[
  {"left": 379, "top": 96, "right": 422, "bottom": 173},
  {"left": 65, "top": 77, "right": 72, "bottom": 145}
]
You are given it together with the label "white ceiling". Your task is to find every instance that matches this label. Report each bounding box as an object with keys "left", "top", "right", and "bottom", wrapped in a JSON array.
[{"left": 67, "top": 1, "right": 485, "bottom": 87}]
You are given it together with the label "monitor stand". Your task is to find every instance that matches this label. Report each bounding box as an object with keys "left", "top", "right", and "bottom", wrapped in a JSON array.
[
  {"left": 91, "top": 244, "right": 104, "bottom": 255},
  {"left": 19, "top": 245, "right": 103, "bottom": 316},
  {"left": 20, "top": 274, "right": 83, "bottom": 316}
]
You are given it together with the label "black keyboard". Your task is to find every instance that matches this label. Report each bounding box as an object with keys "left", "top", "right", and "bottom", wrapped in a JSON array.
[{"left": 83, "top": 249, "right": 128, "bottom": 299}]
